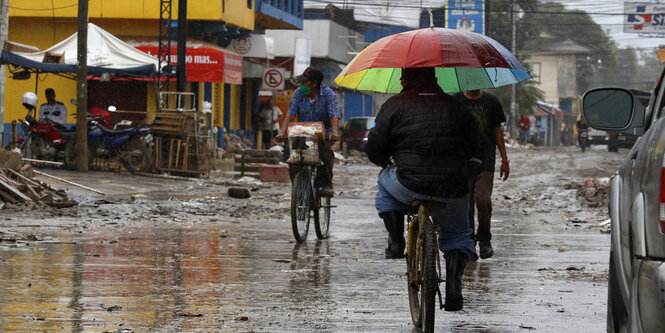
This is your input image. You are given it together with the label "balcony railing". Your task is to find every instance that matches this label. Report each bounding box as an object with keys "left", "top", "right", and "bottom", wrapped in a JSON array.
[{"left": 255, "top": 0, "right": 304, "bottom": 29}]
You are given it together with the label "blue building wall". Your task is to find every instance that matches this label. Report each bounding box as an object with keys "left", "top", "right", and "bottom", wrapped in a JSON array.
[
  {"left": 255, "top": 0, "right": 304, "bottom": 29},
  {"left": 343, "top": 92, "right": 373, "bottom": 122}
]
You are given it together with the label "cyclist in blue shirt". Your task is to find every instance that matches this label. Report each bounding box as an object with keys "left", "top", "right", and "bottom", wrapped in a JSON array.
[{"left": 277, "top": 67, "right": 340, "bottom": 196}]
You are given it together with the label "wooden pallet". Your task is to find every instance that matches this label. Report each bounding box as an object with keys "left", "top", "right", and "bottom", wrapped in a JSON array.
[
  {"left": 233, "top": 149, "right": 282, "bottom": 178},
  {"left": 0, "top": 168, "right": 77, "bottom": 207}
]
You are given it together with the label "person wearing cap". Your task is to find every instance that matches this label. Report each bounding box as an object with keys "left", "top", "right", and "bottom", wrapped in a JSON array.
[
  {"left": 277, "top": 66, "right": 340, "bottom": 197},
  {"left": 38, "top": 88, "right": 68, "bottom": 126},
  {"left": 365, "top": 67, "right": 479, "bottom": 311}
]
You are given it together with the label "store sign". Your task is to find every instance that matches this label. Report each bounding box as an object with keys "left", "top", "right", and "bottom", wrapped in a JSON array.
[
  {"left": 625, "top": 2, "right": 665, "bottom": 33},
  {"left": 262, "top": 67, "right": 285, "bottom": 90},
  {"left": 446, "top": 0, "right": 484, "bottom": 34}
]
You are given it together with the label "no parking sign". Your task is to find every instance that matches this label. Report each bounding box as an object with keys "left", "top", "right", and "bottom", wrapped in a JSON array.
[{"left": 262, "top": 67, "right": 285, "bottom": 90}]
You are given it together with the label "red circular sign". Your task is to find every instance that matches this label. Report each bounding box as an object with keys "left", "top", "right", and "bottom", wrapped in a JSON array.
[{"left": 264, "top": 69, "right": 283, "bottom": 88}]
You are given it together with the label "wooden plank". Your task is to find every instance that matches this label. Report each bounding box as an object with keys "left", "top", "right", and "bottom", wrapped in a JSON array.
[
  {"left": 238, "top": 157, "right": 280, "bottom": 164},
  {"left": 0, "top": 178, "right": 32, "bottom": 201},
  {"left": 233, "top": 166, "right": 260, "bottom": 173},
  {"left": 5, "top": 169, "right": 41, "bottom": 188},
  {"left": 0, "top": 189, "right": 17, "bottom": 203},
  {"left": 241, "top": 149, "right": 281, "bottom": 157}
]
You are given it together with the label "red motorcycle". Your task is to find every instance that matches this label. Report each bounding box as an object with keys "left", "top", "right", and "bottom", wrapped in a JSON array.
[{"left": 16, "top": 92, "right": 74, "bottom": 163}]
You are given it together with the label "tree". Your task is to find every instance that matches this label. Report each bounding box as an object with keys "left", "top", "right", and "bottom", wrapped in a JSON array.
[
  {"left": 522, "top": 2, "right": 617, "bottom": 93},
  {"left": 486, "top": 0, "right": 543, "bottom": 116}
]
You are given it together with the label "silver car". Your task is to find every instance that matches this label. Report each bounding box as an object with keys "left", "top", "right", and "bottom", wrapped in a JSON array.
[{"left": 582, "top": 85, "right": 664, "bottom": 332}]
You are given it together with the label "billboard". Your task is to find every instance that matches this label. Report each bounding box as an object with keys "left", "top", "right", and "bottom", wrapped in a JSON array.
[
  {"left": 625, "top": 2, "right": 665, "bottom": 33},
  {"left": 446, "top": 0, "right": 485, "bottom": 34}
]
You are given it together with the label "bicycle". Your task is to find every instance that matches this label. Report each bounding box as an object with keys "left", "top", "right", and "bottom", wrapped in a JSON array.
[
  {"left": 406, "top": 201, "right": 444, "bottom": 333},
  {"left": 286, "top": 135, "right": 334, "bottom": 242}
]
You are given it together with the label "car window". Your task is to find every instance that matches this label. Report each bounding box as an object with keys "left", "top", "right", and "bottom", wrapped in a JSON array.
[{"left": 347, "top": 119, "right": 374, "bottom": 131}]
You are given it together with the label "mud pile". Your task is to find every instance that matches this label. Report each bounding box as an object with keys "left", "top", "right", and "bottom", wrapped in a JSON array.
[{"left": 570, "top": 177, "right": 610, "bottom": 208}]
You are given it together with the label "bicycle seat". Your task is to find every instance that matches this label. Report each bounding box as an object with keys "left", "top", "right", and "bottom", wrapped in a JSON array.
[{"left": 408, "top": 200, "right": 446, "bottom": 215}]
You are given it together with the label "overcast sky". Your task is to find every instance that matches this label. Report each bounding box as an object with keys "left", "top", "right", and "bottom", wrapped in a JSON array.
[{"left": 545, "top": 0, "right": 665, "bottom": 51}]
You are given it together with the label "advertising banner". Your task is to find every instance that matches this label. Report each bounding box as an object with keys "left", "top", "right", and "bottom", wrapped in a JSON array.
[
  {"left": 294, "top": 38, "right": 311, "bottom": 77},
  {"left": 624, "top": 2, "right": 665, "bottom": 33},
  {"left": 446, "top": 0, "right": 485, "bottom": 34}
]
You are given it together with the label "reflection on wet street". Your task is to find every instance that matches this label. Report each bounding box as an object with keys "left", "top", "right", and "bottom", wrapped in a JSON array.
[
  {"left": 1, "top": 147, "right": 618, "bottom": 332},
  {"left": 0, "top": 197, "right": 608, "bottom": 332}
]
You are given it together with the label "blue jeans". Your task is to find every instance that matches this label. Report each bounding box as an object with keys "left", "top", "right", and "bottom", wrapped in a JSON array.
[{"left": 375, "top": 165, "right": 476, "bottom": 260}]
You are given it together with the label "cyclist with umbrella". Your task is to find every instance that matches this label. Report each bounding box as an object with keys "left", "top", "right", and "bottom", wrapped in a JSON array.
[
  {"left": 335, "top": 26, "right": 532, "bottom": 318},
  {"left": 366, "top": 67, "right": 480, "bottom": 311}
]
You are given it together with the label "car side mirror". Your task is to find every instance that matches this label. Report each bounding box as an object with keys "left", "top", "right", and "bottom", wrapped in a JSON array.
[{"left": 582, "top": 88, "right": 647, "bottom": 136}]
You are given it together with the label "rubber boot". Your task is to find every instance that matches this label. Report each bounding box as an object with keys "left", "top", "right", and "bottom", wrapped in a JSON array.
[
  {"left": 380, "top": 211, "right": 405, "bottom": 259},
  {"left": 443, "top": 249, "right": 468, "bottom": 311}
]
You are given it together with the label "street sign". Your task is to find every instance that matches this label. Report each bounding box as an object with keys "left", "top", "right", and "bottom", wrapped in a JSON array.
[
  {"left": 625, "top": 2, "right": 665, "bottom": 34},
  {"left": 446, "top": 0, "right": 484, "bottom": 35},
  {"left": 262, "top": 67, "right": 285, "bottom": 90}
]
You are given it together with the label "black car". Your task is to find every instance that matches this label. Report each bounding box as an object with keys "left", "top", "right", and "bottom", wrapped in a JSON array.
[{"left": 340, "top": 117, "right": 375, "bottom": 155}]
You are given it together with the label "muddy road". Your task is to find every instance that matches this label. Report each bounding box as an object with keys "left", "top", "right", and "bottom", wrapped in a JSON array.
[{"left": 0, "top": 145, "right": 622, "bottom": 332}]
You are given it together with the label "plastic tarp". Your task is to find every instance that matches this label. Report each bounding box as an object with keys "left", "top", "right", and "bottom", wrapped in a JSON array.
[{"left": 1, "top": 23, "right": 158, "bottom": 77}]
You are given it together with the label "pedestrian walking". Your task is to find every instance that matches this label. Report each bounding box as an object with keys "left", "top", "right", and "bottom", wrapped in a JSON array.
[
  {"left": 258, "top": 97, "right": 281, "bottom": 148},
  {"left": 454, "top": 89, "right": 510, "bottom": 259},
  {"left": 517, "top": 115, "right": 531, "bottom": 145}
]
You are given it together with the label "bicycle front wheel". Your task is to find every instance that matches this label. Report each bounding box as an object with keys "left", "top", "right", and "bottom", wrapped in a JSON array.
[
  {"left": 314, "top": 192, "right": 331, "bottom": 239},
  {"left": 291, "top": 170, "right": 311, "bottom": 242}
]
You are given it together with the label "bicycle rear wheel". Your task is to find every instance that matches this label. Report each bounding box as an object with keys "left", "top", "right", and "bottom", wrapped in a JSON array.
[
  {"left": 407, "top": 219, "right": 422, "bottom": 327},
  {"left": 291, "top": 170, "right": 311, "bottom": 242},
  {"left": 421, "top": 221, "right": 438, "bottom": 332},
  {"left": 407, "top": 218, "right": 437, "bottom": 332},
  {"left": 314, "top": 192, "right": 331, "bottom": 239}
]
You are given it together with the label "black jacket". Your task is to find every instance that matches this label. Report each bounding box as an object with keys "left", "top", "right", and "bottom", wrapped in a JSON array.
[{"left": 366, "top": 83, "right": 479, "bottom": 198}]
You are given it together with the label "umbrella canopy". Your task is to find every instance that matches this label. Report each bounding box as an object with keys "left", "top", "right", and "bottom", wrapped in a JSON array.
[{"left": 334, "top": 27, "right": 532, "bottom": 93}]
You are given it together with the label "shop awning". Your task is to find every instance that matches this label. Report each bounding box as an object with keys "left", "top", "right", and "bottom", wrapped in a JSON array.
[
  {"left": 123, "top": 37, "right": 243, "bottom": 84},
  {"left": 0, "top": 23, "right": 158, "bottom": 78}
]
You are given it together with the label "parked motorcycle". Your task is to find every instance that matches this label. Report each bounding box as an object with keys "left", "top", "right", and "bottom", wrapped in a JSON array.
[
  {"left": 16, "top": 92, "right": 74, "bottom": 162},
  {"left": 64, "top": 107, "right": 153, "bottom": 174}
]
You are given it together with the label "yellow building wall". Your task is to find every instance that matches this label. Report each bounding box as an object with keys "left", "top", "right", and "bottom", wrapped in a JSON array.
[{"left": 9, "top": 0, "right": 254, "bottom": 30}]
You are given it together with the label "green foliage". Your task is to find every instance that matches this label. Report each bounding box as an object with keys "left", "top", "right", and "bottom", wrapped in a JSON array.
[{"left": 486, "top": 0, "right": 543, "bottom": 116}]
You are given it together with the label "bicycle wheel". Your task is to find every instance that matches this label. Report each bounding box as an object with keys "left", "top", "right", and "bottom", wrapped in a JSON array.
[
  {"left": 291, "top": 170, "right": 311, "bottom": 242},
  {"left": 407, "top": 218, "right": 422, "bottom": 327},
  {"left": 407, "top": 218, "right": 437, "bottom": 332},
  {"left": 421, "top": 221, "right": 438, "bottom": 333},
  {"left": 314, "top": 191, "right": 331, "bottom": 239}
]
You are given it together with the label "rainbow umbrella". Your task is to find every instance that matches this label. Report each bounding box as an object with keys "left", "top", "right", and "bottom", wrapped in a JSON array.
[{"left": 334, "top": 27, "right": 532, "bottom": 93}]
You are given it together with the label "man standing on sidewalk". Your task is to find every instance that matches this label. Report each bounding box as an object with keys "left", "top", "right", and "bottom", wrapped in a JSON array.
[{"left": 454, "top": 90, "right": 510, "bottom": 259}]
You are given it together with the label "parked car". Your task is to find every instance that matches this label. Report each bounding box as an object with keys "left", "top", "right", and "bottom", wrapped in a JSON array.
[
  {"left": 582, "top": 84, "right": 663, "bottom": 332},
  {"left": 340, "top": 117, "right": 375, "bottom": 155}
]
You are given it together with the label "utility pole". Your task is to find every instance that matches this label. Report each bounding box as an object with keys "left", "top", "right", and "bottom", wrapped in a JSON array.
[
  {"left": 0, "top": 0, "right": 8, "bottom": 147},
  {"left": 509, "top": 0, "right": 518, "bottom": 141},
  {"left": 76, "top": 0, "right": 89, "bottom": 171},
  {"left": 176, "top": 0, "right": 187, "bottom": 93}
]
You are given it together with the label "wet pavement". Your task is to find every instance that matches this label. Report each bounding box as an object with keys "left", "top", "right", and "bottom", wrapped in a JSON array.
[{"left": 0, "top": 146, "right": 621, "bottom": 332}]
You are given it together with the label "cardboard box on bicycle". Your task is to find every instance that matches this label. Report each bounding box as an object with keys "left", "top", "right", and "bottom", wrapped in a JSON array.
[
  {"left": 287, "top": 122, "right": 325, "bottom": 142},
  {"left": 287, "top": 122, "right": 323, "bottom": 164}
]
